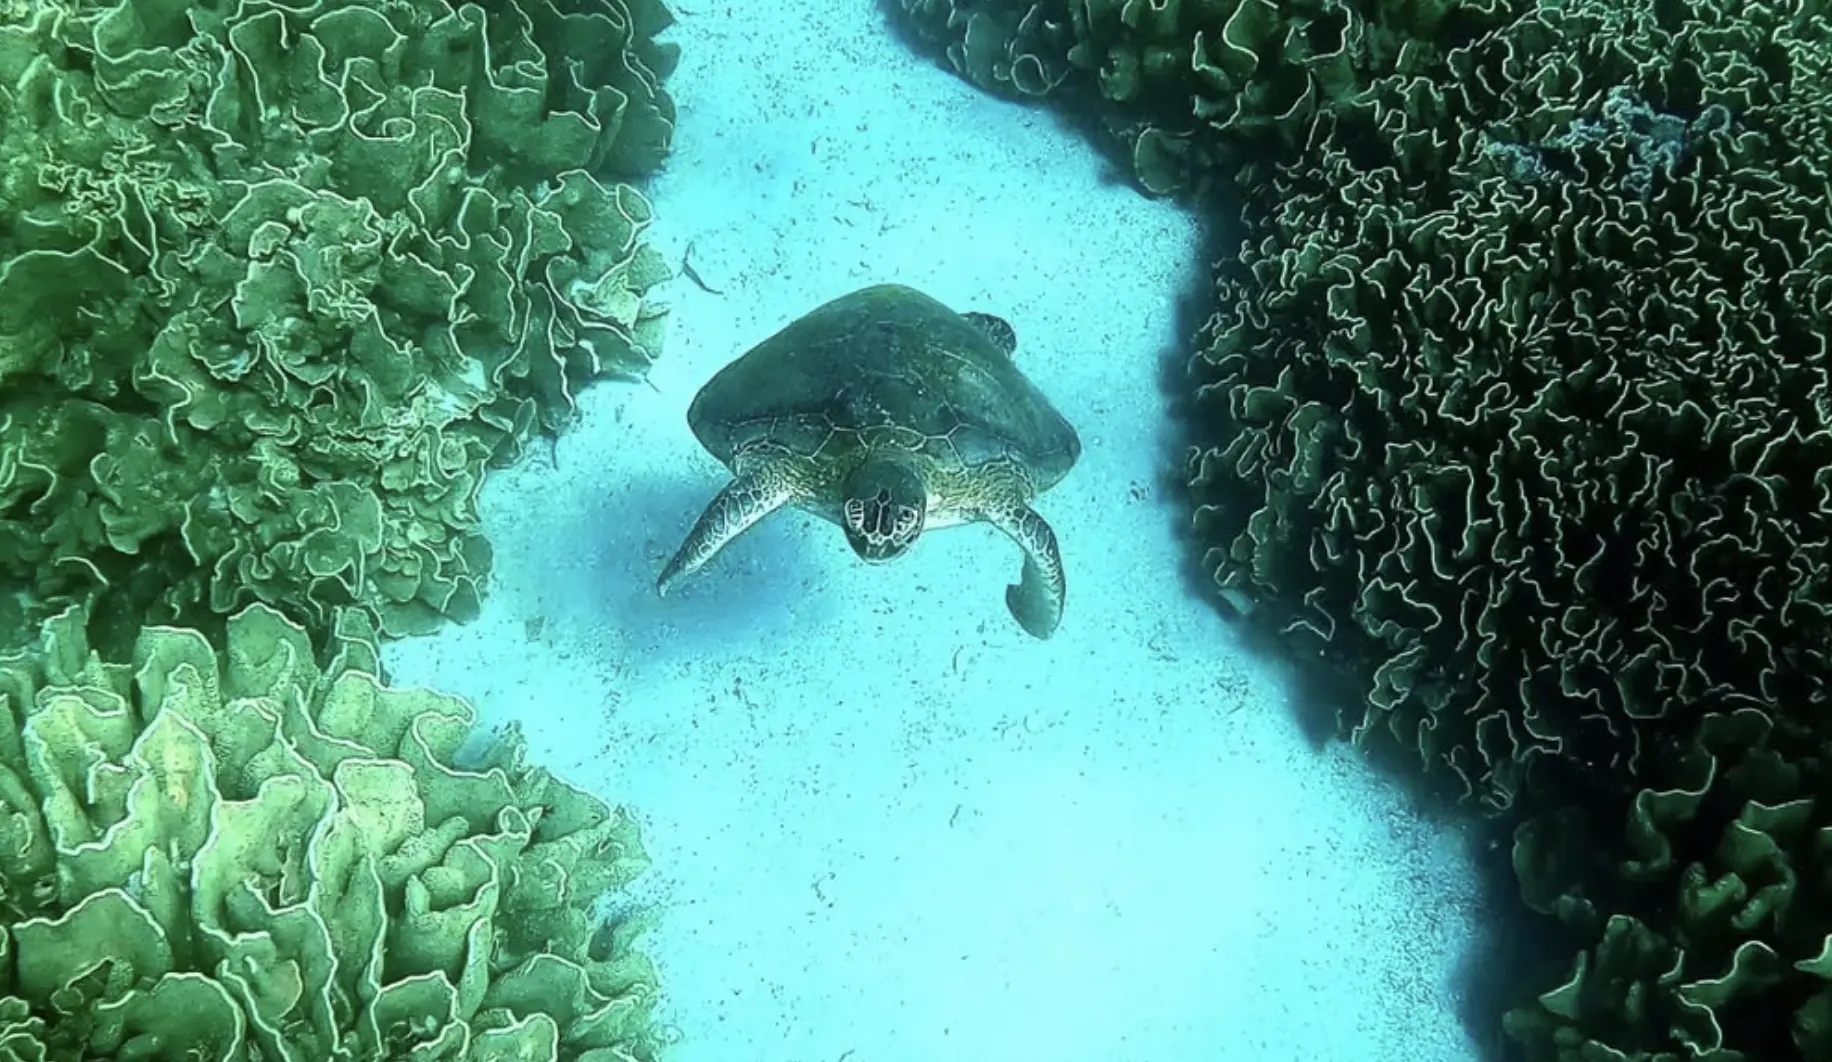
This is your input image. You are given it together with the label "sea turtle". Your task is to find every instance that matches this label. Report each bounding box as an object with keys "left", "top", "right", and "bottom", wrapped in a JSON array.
[{"left": 656, "top": 283, "right": 1082, "bottom": 639}]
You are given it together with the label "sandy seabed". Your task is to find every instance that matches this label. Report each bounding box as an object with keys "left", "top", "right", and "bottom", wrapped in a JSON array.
[{"left": 383, "top": 4, "right": 1489, "bottom": 1060}]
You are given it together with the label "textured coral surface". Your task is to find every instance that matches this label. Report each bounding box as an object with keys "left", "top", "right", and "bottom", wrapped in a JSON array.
[
  {"left": 0, "top": 599, "right": 662, "bottom": 1061},
  {"left": 0, "top": 0, "right": 679, "bottom": 651}
]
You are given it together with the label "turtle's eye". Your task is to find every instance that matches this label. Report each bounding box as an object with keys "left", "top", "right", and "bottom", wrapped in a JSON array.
[
  {"left": 843, "top": 498, "right": 866, "bottom": 526},
  {"left": 893, "top": 508, "right": 920, "bottom": 538}
]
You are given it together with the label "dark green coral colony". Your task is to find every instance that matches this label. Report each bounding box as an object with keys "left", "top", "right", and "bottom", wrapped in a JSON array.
[
  {"left": 0, "top": 0, "right": 678, "bottom": 652},
  {"left": 898, "top": 0, "right": 1832, "bottom": 1058}
]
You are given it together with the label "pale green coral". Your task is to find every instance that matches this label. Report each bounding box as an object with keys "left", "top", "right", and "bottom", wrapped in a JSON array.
[
  {"left": 0, "top": 600, "right": 664, "bottom": 1061},
  {"left": 0, "top": 0, "right": 679, "bottom": 651}
]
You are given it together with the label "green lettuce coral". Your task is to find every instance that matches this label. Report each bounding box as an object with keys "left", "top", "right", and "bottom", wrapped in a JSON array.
[
  {"left": 893, "top": 0, "right": 1520, "bottom": 195},
  {"left": 1506, "top": 707, "right": 1832, "bottom": 1060},
  {"left": 0, "top": 0, "right": 680, "bottom": 654},
  {"left": 0, "top": 599, "right": 663, "bottom": 1061},
  {"left": 1186, "top": 0, "right": 1832, "bottom": 809},
  {"left": 1178, "top": 0, "right": 1832, "bottom": 1056}
]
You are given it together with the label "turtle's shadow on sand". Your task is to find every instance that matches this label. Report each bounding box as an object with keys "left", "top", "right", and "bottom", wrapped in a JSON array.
[{"left": 565, "top": 470, "right": 842, "bottom": 653}]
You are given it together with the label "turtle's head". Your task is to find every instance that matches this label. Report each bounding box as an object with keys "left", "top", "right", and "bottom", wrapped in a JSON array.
[{"left": 840, "top": 456, "right": 927, "bottom": 562}]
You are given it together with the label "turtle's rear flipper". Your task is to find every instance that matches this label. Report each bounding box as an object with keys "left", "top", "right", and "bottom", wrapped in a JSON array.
[
  {"left": 986, "top": 504, "right": 1064, "bottom": 639},
  {"left": 657, "top": 467, "right": 798, "bottom": 595}
]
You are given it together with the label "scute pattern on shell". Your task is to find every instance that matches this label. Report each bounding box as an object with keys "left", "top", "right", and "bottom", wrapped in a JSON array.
[{"left": 685, "top": 284, "right": 1080, "bottom": 491}]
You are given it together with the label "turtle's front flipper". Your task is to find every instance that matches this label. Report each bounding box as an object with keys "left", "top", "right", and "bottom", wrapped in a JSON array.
[
  {"left": 984, "top": 504, "right": 1065, "bottom": 639},
  {"left": 657, "top": 468, "right": 798, "bottom": 595}
]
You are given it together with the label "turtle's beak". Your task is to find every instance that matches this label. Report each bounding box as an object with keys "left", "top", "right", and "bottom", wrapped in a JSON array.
[{"left": 852, "top": 537, "right": 912, "bottom": 563}]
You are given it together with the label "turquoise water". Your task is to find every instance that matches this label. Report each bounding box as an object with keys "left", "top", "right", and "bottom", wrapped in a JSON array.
[{"left": 384, "top": 4, "right": 1487, "bottom": 1060}]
